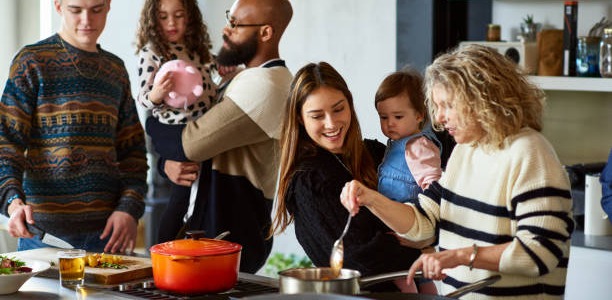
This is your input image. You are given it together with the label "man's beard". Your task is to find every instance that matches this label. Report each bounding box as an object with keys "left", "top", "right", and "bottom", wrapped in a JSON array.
[{"left": 217, "top": 32, "right": 258, "bottom": 66}]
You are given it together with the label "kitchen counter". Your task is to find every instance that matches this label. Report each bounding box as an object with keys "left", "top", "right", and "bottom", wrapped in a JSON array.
[
  {"left": 571, "top": 229, "right": 612, "bottom": 251},
  {"left": 4, "top": 231, "right": 609, "bottom": 299},
  {"left": 565, "top": 230, "right": 612, "bottom": 299},
  {"left": 0, "top": 277, "right": 129, "bottom": 299}
]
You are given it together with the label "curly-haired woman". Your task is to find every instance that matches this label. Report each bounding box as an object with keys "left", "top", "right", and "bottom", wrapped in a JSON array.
[{"left": 341, "top": 45, "right": 574, "bottom": 299}]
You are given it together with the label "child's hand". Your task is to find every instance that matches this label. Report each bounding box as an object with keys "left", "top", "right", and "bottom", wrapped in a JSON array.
[
  {"left": 164, "top": 160, "right": 200, "bottom": 187},
  {"left": 217, "top": 64, "right": 238, "bottom": 76},
  {"left": 216, "top": 64, "right": 244, "bottom": 87},
  {"left": 150, "top": 71, "right": 174, "bottom": 105}
]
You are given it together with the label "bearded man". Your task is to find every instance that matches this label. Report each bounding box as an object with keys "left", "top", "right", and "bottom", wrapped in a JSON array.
[{"left": 146, "top": 0, "right": 293, "bottom": 273}]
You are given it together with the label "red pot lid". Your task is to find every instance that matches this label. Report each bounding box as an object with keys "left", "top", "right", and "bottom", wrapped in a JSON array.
[{"left": 150, "top": 238, "right": 242, "bottom": 256}]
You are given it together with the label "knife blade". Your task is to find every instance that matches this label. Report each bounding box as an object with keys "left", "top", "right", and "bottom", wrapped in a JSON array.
[{"left": 26, "top": 223, "right": 75, "bottom": 249}]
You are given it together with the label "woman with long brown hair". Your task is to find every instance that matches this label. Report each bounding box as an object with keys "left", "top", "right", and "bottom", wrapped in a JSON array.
[{"left": 271, "top": 62, "right": 423, "bottom": 292}]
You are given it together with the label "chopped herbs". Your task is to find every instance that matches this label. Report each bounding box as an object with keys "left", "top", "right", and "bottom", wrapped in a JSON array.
[{"left": 0, "top": 255, "right": 32, "bottom": 275}]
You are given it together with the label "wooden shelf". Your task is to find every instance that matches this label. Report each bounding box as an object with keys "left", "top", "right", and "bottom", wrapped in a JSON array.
[{"left": 528, "top": 76, "right": 612, "bottom": 92}]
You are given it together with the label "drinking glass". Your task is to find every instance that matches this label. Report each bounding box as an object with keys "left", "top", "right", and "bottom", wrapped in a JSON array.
[{"left": 57, "top": 249, "right": 86, "bottom": 287}]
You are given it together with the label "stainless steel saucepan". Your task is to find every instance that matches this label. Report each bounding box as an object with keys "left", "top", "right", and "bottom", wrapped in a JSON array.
[
  {"left": 279, "top": 267, "right": 411, "bottom": 295},
  {"left": 276, "top": 267, "right": 501, "bottom": 299}
]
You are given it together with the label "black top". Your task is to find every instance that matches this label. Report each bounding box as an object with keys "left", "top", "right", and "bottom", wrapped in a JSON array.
[{"left": 286, "top": 140, "right": 421, "bottom": 277}]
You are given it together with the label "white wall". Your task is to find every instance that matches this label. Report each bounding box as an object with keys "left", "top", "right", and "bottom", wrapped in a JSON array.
[
  {"left": 0, "top": 1, "right": 20, "bottom": 93},
  {"left": 286, "top": 1, "right": 395, "bottom": 142},
  {"left": 99, "top": 0, "right": 146, "bottom": 108},
  {"left": 0, "top": 0, "right": 43, "bottom": 93}
]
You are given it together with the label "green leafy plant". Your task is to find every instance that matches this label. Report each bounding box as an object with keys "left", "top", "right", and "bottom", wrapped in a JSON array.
[
  {"left": 523, "top": 14, "right": 534, "bottom": 25},
  {"left": 264, "top": 252, "right": 313, "bottom": 277}
]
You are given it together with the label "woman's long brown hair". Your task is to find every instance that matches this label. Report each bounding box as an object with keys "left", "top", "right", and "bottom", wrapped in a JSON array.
[
  {"left": 270, "top": 62, "right": 378, "bottom": 237},
  {"left": 135, "top": 0, "right": 212, "bottom": 63}
]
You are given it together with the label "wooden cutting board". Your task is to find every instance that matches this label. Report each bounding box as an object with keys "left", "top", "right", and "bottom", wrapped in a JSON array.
[{"left": 2, "top": 247, "right": 152, "bottom": 285}]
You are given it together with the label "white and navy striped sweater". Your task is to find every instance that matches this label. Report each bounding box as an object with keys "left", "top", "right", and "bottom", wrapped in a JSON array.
[{"left": 400, "top": 127, "right": 573, "bottom": 299}]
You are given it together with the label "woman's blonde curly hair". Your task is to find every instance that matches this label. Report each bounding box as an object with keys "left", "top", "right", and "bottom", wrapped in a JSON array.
[{"left": 424, "top": 44, "right": 546, "bottom": 150}]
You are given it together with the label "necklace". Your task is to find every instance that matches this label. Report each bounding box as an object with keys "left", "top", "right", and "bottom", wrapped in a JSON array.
[
  {"left": 333, "top": 153, "right": 352, "bottom": 176},
  {"left": 58, "top": 37, "right": 100, "bottom": 79}
]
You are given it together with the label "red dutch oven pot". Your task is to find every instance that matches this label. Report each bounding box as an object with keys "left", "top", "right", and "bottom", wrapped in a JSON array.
[{"left": 149, "top": 231, "right": 242, "bottom": 295}]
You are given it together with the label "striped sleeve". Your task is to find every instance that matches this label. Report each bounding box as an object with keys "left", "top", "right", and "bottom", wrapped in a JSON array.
[
  {"left": 397, "top": 182, "right": 443, "bottom": 241},
  {"left": 499, "top": 136, "right": 573, "bottom": 277}
]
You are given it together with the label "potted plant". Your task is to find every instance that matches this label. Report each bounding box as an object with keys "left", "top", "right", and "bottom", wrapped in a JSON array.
[
  {"left": 263, "top": 252, "right": 313, "bottom": 278},
  {"left": 520, "top": 14, "right": 539, "bottom": 42}
]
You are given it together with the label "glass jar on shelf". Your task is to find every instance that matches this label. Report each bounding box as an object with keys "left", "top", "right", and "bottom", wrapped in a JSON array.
[
  {"left": 599, "top": 28, "right": 612, "bottom": 78},
  {"left": 576, "top": 36, "right": 601, "bottom": 77},
  {"left": 487, "top": 24, "right": 501, "bottom": 42}
]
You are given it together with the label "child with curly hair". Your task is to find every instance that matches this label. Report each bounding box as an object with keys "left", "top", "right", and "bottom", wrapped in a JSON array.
[{"left": 135, "top": 0, "right": 234, "bottom": 243}]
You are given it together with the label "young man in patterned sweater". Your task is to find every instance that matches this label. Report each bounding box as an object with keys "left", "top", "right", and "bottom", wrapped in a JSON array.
[{"left": 0, "top": 0, "right": 148, "bottom": 253}]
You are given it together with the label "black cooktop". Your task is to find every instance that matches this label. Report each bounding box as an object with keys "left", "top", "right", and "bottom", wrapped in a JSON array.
[{"left": 109, "top": 273, "right": 279, "bottom": 300}]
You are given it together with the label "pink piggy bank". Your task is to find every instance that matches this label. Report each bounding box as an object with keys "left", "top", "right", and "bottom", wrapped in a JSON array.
[{"left": 153, "top": 59, "right": 204, "bottom": 109}]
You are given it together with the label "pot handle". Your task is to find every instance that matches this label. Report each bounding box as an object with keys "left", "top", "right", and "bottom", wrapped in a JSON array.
[
  {"left": 444, "top": 274, "right": 501, "bottom": 298},
  {"left": 359, "top": 270, "right": 423, "bottom": 288}
]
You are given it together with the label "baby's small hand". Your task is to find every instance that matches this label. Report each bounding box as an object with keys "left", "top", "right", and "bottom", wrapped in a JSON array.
[{"left": 217, "top": 64, "right": 238, "bottom": 76}]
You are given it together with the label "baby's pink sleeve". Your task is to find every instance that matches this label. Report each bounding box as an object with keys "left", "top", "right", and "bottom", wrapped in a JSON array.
[{"left": 405, "top": 136, "right": 442, "bottom": 190}]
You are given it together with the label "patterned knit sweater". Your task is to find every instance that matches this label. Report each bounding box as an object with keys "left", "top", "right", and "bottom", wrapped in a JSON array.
[
  {"left": 399, "top": 128, "right": 573, "bottom": 299},
  {"left": 0, "top": 34, "right": 148, "bottom": 237}
]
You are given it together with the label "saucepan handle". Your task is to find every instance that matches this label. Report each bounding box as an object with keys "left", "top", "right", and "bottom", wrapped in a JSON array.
[
  {"left": 445, "top": 274, "right": 501, "bottom": 298},
  {"left": 359, "top": 270, "right": 422, "bottom": 288}
]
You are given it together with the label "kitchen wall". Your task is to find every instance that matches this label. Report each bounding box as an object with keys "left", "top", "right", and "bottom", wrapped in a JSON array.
[{"left": 0, "top": 0, "right": 41, "bottom": 93}]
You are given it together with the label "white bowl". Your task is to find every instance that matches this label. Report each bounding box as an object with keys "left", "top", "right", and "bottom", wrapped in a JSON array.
[{"left": 0, "top": 258, "right": 51, "bottom": 294}]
